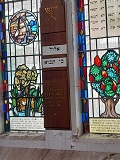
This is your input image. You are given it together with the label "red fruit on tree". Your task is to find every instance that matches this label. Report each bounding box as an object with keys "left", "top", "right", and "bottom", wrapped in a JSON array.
[
  {"left": 118, "top": 58, "right": 120, "bottom": 65},
  {"left": 112, "top": 82, "right": 117, "bottom": 92},
  {"left": 100, "top": 84, "right": 105, "bottom": 90},
  {"left": 113, "top": 64, "right": 118, "bottom": 74},
  {"left": 106, "top": 63, "right": 110, "bottom": 69},
  {"left": 102, "top": 71, "right": 108, "bottom": 78},
  {"left": 118, "top": 78, "right": 120, "bottom": 83},
  {"left": 89, "top": 75, "right": 94, "bottom": 82},
  {"left": 94, "top": 55, "right": 101, "bottom": 67}
]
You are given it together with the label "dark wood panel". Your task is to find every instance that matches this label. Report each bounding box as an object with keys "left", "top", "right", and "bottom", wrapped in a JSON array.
[
  {"left": 43, "top": 70, "right": 70, "bottom": 129},
  {"left": 40, "top": 0, "right": 66, "bottom": 34},
  {"left": 41, "top": 32, "right": 66, "bottom": 46}
]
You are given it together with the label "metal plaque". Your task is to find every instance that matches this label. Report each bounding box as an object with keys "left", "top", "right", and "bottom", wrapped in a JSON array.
[
  {"left": 90, "top": 118, "right": 120, "bottom": 134},
  {"left": 42, "top": 57, "right": 67, "bottom": 68},
  {"left": 42, "top": 44, "right": 67, "bottom": 55}
]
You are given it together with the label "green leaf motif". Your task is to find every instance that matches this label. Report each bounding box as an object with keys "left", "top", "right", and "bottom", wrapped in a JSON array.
[
  {"left": 90, "top": 65, "right": 101, "bottom": 76},
  {"left": 91, "top": 83, "right": 104, "bottom": 97},
  {"left": 12, "top": 98, "right": 17, "bottom": 107},
  {"left": 90, "top": 50, "right": 120, "bottom": 98},
  {"left": 105, "top": 89, "right": 115, "bottom": 97},
  {"left": 94, "top": 74, "right": 103, "bottom": 82},
  {"left": 101, "top": 56, "right": 108, "bottom": 68},
  {"left": 29, "top": 88, "right": 36, "bottom": 95},
  {"left": 104, "top": 77, "right": 113, "bottom": 85},
  {"left": 116, "top": 84, "right": 120, "bottom": 94}
]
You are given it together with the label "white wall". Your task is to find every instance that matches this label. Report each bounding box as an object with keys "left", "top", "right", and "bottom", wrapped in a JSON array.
[{"left": 65, "top": 0, "right": 82, "bottom": 136}]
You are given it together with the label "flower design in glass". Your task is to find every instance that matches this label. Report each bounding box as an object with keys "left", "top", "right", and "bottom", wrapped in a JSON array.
[
  {"left": 9, "top": 10, "right": 38, "bottom": 45},
  {"left": 10, "top": 64, "right": 43, "bottom": 117}
]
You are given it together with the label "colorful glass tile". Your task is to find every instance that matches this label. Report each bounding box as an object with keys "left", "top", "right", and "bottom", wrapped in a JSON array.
[
  {"left": 78, "top": 0, "right": 89, "bottom": 133},
  {"left": 9, "top": 10, "right": 38, "bottom": 46},
  {"left": 89, "top": 50, "right": 120, "bottom": 118},
  {"left": 0, "top": 2, "right": 9, "bottom": 131},
  {"left": 9, "top": 64, "right": 43, "bottom": 117}
]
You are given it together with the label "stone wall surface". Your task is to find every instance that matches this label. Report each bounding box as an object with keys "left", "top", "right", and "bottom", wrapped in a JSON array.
[{"left": 0, "top": 147, "right": 120, "bottom": 160}]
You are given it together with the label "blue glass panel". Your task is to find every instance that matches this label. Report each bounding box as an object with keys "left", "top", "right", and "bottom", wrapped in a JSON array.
[
  {"left": 4, "top": 63, "right": 7, "bottom": 70},
  {"left": 80, "top": 67, "right": 83, "bottom": 76},
  {"left": 4, "top": 72, "right": 8, "bottom": 80},
  {"left": 0, "top": 4, "right": 2, "bottom": 11},
  {"left": 0, "top": 22, "right": 2, "bottom": 30},
  {"left": 0, "top": 31, "right": 3, "bottom": 40},
  {"left": 3, "top": 104, "right": 6, "bottom": 112},
  {"left": 3, "top": 51, "right": 7, "bottom": 57},
  {"left": 5, "top": 92, "right": 8, "bottom": 98},
  {"left": 81, "top": 90, "right": 85, "bottom": 97},
  {"left": 6, "top": 112, "right": 9, "bottom": 121},
  {"left": 79, "top": 34, "right": 85, "bottom": 44},
  {"left": 82, "top": 113, "right": 85, "bottom": 122},
  {"left": 78, "top": 12, "right": 81, "bottom": 21},
  {"left": 82, "top": 35, "right": 85, "bottom": 44},
  {"left": 84, "top": 90, "right": 88, "bottom": 98},
  {"left": 83, "top": 56, "right": 87, "bottom": 66},
  {"left": 85, "top": 113, "right": 89, "bottom": 122},
  {"left": 81, "top": 44, "right": 86, "bottom": 50},
  {"left": 81, "top": 11, "right": 84, "bottom": 21}
]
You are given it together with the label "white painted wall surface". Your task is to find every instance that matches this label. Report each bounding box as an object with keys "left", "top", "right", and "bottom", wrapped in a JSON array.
[{"left": 66, "top": 0, "right": 82, "bottom": 136}]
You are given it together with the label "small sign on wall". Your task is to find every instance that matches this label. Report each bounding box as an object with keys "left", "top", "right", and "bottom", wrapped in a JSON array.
[
  {"left": 90, "top": 118, "right": 120, "bottom": 134},
  {"left": 10, "top": 117, "right": 45, "bottom": 131},
  {"left": 89, "top": 0, "right": 120, "bottom": 38},
  {"left": 42, "top": 57, "right": 67, "bottom": 68},
  {"left": 43, "top": 69, "right": 70, "bottom": 128},
  {"left": 42, "top": 44, "right": 67, "bottom": 55}
]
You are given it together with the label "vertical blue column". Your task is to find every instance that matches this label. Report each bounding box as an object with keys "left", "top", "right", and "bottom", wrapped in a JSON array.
[
  {"left": 0, "top": 1, "right": 9, "bottom": 132},
  {"left": 78, "top": 0, "right": 89, "bottom": 133}
]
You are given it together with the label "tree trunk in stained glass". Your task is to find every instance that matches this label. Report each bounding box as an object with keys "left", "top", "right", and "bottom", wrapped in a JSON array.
[{"left": 101, "top": 99, "right": 120, "bottom": 118}]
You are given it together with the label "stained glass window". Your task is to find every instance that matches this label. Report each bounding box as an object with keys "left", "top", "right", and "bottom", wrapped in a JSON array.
[
  {"left": 78, "top": 0, "right": 120, "bottom": 134},
  {"left": 2, "top": 0, "right": 44, "bottom": 132},
  {"left": 89, "top": 50, "right": 120, "bottom": 118},
  {"left": 78, "top": 0, "right": 89, "bottom": 133}
]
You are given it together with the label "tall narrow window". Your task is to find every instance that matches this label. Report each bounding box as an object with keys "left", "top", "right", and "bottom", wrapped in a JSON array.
[
  {"left": 3, "top": 0, "right": 44, "bottom": 132},
  {"left": 79, "top": 0, "right": 120, "bottom": 134}
]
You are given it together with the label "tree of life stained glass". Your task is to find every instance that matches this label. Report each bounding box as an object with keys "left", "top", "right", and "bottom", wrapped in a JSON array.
[
  {"left": 89, "top": 50, "right": 120, "bottom": 118},
  {"left": 9, "top": 10, "right": 38, "bottom": 45}
]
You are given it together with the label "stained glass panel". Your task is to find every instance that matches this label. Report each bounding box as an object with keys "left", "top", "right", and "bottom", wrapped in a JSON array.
[
  {"left": 78, "top": 0, "right": 89, "bottom": 133},
  {"left": 1, "top": 0, "right": 44, "bottom": 131},
  {"left": 9, "top": 10, "right": 38, "bottom": 46},
  {"left": 80, "top": 0, "right": 120, "bottom": 134}
]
